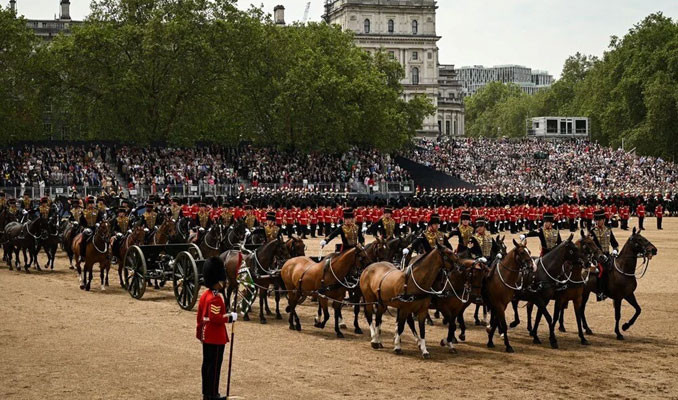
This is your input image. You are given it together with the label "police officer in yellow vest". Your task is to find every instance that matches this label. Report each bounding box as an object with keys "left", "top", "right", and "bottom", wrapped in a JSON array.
[
  {"left": 523, "top": 212, "right": 562, "bottom": 256},
  {"left": 591, "top": 209, "right": 619, "bottom": 301}
]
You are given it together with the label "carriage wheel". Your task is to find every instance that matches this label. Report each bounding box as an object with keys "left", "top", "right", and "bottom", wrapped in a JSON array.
[
  {"left": 187, "top": 243, "right": 203, "bottom": 261},
  {"left": 173, "top": 251, "right": 200, "bottom": 311},
  {"left": 123, "top": 245, "right": 147, "bottom": 299}
]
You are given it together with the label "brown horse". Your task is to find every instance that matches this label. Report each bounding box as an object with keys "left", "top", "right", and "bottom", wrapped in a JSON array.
[
  {"left": 359, "top": 242, "right": 459, "bottom": 358},
  {"left": 429, "top": 258, "right": 488, "bottom": 353},
  {"left": 73, "top": 219, "right": 111, "bottom": 291},
  {"left": 4, "top": 216, "right": 48, "bottom": 272},
  {"left": 62, "top": 220, "right": 83, "bottom": 269},
  {"left": 221, "top": 237, "right": 291, "bottom": 323},
  {"left": 110, "top": 224, "right": 146, "bottom": 288},
  {"left": 482, "top": 240, "right": 534, "bottom": 353},
  {"left": 281, "top": 245, "right": 370, "bottom": 337},
  {"left": 147, "top": 217, "right": 176, "bottom": 246},
  {"left": 579, "top": 228, "right": 657, "bottom": 340}
]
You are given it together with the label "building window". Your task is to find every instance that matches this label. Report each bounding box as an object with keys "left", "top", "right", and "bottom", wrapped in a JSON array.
[
  {"left": 412, "top": 67, "right": 419, "bottom": 85},
  {"left": 388, "top": 51, "right": 395, "bottom": 59},
  {"left": 364, "top": 19, "right": 370, "bottom": 33},
  {"left": 388, "top": 19, "right": 394, "bottom": 33},
  {"left": 438, "top": 121, "right": 442, "bottom": 133},
  {"left": 428, "top": 52, "right": 433, "bottom": 60},
  {"left": 412, "top": 51, "right": 418, "bottom": 60},
  {"left": 445, "top": 121, "right": 450, "bottom": 135},
  {"left": 412, "top": 20, "right": 418, "bottom": 35}
]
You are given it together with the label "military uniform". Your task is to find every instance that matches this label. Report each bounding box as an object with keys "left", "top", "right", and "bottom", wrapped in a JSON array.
[
  {"left": 449, "top": 211, "right": 473, "bottom": 253},
  {"left": 408, "top": 213, "right": 444, "bottom": 254},
  {"left": 469, "top": 218, "right": 493, "bottom": 259},
  {"left": 525, "top": 213, "right": 562, "bottom": 255},
  {"left": 324, "top": 208, "right": 364, "bottom": 252},
  {"left": 368, "top": 208, "right": 399, "bottom": 239},
  {"left": 253, "top": 211, "right": 283, "bottom": 243},
  {"left": 591, "top": 209, "right": 619, "bottom": 301}
]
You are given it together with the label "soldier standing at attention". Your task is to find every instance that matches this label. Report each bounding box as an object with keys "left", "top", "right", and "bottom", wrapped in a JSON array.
[{"left": 197, "top": 257, "right": 237, "bottom": 400}]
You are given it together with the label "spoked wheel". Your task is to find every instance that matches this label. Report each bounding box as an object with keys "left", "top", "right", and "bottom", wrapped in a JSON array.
[
  {"left": 123, "top": 245, "right": 147, "bottom": 299},
  {"left": 186, "top": 243, "right": 203, "bottom": 261},
  {"left": 173, "top": 251, "right": 200, "bottom": 311}
]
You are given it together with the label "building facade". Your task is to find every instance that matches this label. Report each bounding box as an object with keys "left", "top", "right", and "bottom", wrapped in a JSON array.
[
  {"left": 527, "top": 117, "right": 589, "bottom": 139},
  {"left": 12, "top": 0, "right": 82, "bottom": 41},
  {"left": 323, "top": 0, "right": 464, "bottom": 137},
  {"left": 458, "top": 64, "right": 553, "bottom": 96}
]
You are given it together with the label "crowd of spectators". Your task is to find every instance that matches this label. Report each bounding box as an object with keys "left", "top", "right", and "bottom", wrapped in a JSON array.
[
  {"left": 0, "top": 145, "right": 117, "bottom": 189},
  {"left": 405, "top": 138, "right": 678, "bottom": 196}
]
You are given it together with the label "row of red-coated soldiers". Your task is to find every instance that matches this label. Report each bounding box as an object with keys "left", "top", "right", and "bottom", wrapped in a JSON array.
[{"left": 177, "top": 202, "right": 663, "bottom": 238}]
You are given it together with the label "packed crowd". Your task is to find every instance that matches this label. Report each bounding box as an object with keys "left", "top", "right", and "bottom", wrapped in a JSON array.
[
  {"left": 0, "top": 145, "right": 118, "bottom": 189},
  {"left": 405, "top": 138, "right": 678, "bottom": 196}
]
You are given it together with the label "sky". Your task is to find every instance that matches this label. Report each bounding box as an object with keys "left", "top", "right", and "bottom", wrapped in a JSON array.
[{"left": 11, "top": 0, "right": 678, "bottom": 78}]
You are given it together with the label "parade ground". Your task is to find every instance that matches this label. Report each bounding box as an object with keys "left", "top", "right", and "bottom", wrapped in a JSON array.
[{"left": 0, "top": 219, "right": 676, "bottom": 400}]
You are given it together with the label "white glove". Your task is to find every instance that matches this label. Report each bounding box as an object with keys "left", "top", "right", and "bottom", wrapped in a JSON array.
[
  {"left": 402, "top": 248, "right": 410, "bottom": 255},
  {"left": 116, "top": 232, "right": 123, "bottom": 238},
  {"left": 331, "top": 223, "right": 336, "bottom": 228},
  {"left": 144, "top": 228, "right": 149, "bottom": 232},
  {"left": 96, "top": 223, "right": 100, "bottom": 228},
  {"left": 496, "top": 253, "right": 503, "bottom": 260},
  {"left": 199, "top": 227, "right": 205, "bottom": 232},
  {"left": 477, "top": 257, "right": 488, "bottom": 263},
  {"left": 127, "top": 230, "right": 132, "bottom": 234},
  {"left": 22, "top": 210, "right": 28, "bottom": 214},
  {"left": 230, "top": 312, "right": 238, "bottom": 322},
  {"left": 362, "top": 226, "right": 368, "bottom": 233},
  {"left": 245, "top": 229, "right": 251, "bottom": 236},
  {"left": 320, "top": 240, "right": 327, "bottom": 248},
  {"left": 612, "top": 249, "right": 618, "bottom": 257},
  {"left": 519, "top": 234, "right": 526, "bottom": 241},
  {"left": 400, "top": 224, "right": 405, "bottom": 229},
  {"left": 73, "top": 221, "right": 79, "bottom": 225}
]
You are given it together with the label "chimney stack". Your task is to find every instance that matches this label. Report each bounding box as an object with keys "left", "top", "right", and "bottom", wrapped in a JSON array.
[
  {"left": 274, "top": 5, "right": 285, "bottom": 26},
  {"left": 10, "top": 0, "right": 16, "bottom": 13},
  {"left": 60, "top": 0, "right": 71, "bottom": 20}
]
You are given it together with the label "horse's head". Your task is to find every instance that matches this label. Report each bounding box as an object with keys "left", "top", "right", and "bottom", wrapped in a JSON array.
[
  {"left": 367, "top": 237, "right": 390, "bottom": 262},
  {"left": 287, "top": 235, "right": 306, "bottom": 257},
  {"left": 510, "top": 238, "right": 534, "bottom": 274},
  {"left": 162, "top": 217, "right": 177, "bottom": 236},
  {"left": 459, "top": 260, "right": 487, "bottom": 304},
  {"left": 435, "top": 240, "right": 460, "bottom": 272},
  {"left": 559, "top": 234, "right": 586, "bottom": 271},
  {"left": 97, "top": 219, "right": 111, "bottom": 239},
  {"left": 492, "top": 235, "right": 507, "bottom": 260},
  {"left": 578, "top": 229, "right": 605, "bottom": 268},
  {"left": 230, "top": 220, "right": 247, "bottom": 243},
  {"left": 131, "top": 224, "right": 146, "bottom": 244},
  {"left": 274, "top": 237, "right": 291, "bottom": 261},
  {"left": 628, "top": 227, "right": 657, "bottom": 259}
]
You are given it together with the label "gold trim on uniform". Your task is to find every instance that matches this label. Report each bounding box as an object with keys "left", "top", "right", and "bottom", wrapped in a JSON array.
[
  {"left": 116, "top": 216, "right": 129, "bottom": 232},
  {"left": 264, "top": 225, "right": 280, "bottom": 242},
  {"left": 342, "top": 223, "right": 359, "bottom": 246},
  {"left": 84, "top": 209, "right": 98, "bottom": 227},
  {"left": 198, "top": 210, "right": 210, "bottom": 228},
  {"left": 39, "top": 204, "right": 50, "bottom": 217},
  {"left": 71, "top": 207, "right": 83, "bottom": 221},
  {"left": 221, "top": 209, "right": 233, "bottom": 224},
  {"left": 459, "top": 225, "right": 473, "bottom": 246},
  {"left": 170, "top": 204, "right": 181, "bottom": 220},
  {"left": 473, "top": 232, "right": 493, "bottom": 257},
  {"left": 245, "top": 215, "right": 257, "bottom": 230},
  {"left": 9, "top": 206, "right": 17, "bottom": 214},
  {"left": 592, "top": 226, "right": 611, "bottom": 252},
  {"left": 424, "top": 229, "right": 443, "bottom": 248},
  {"left": 144, "top": 211, "right": 157, "bottom": 228},
  {"left": 543, "top": 228, "right": 558, "bottom": 250},
  {"left": 23, "top": 198, "right": 31, "bottom": 209},
  {"left": 382, "top": 216, "right": 395, "bottom": 238}
]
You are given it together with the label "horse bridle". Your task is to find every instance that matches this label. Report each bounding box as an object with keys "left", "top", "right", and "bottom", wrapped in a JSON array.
[
  {"left": 92, "top": 222, "right": 109, "bottom": 254},
  {"left": 496, "top": 247, "right": 532, "bottom": 290}
]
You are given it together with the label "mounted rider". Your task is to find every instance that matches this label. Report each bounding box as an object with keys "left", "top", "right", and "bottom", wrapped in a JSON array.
[
  {"left": 449, "top": 210, "right": 474, "bottom": 253},
  {"left": 252, "top": 210, "right": 283, "bottom": 243},
  {"left": 140, "top": 200, "right": 159, "bottom": 241},
  {"left": 38, "top": 197, "right": 54, "bottom": 220},
  {"left": 19, "top": 193, "right": 33, "bottom": 223},
  {"left": 321, "top": 207, "right": 365, "bottom": 253},
  {"left": 242, "top": 204, "right": 259, "bottom": 231},
  {"left": 523, "top": 212, "right": 562, "bottom": 256},
  {"left": 80, "top": 197, "right": 104, "bottom": 246},
  {"left": 193, "top": 202, "right": 212, "bottom": 244},
  {"left": 169, "top": 197, "right": 183, "bottom": 221},
  {"left": 591, "top": 209, "right": 619, "bottom": 301},
  {"left": 468, "top": 217, "right": 492, "bottom": 262},
  {"left": 367, "top": 206, "right": 399, "bottom": 240},
  {"left": 404, "top": 213, "right": 445, "bottom": 257}
]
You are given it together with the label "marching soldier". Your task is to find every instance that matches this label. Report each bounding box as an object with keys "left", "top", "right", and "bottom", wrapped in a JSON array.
[
  {"left": 298, "top": 205, "right": 310, "bottom": 239},
  {"left": 449, "top": 210, "right": 474, "bottom": 253},
  {"left": 469, "top": 217, "right": 493, "bottom": 261},
  {"left": 320, "top": 208, "right": 365, "bottom": 253},
  {"left": 636, "top": 202, "right": 646, "bottom": 230},
  {"left": 655, "top": 202, "right": 663, "bottom": 230},
  {"left": 591, "top": 209, "right": 619, "bottom": 301},
  {"left": 367, "top": 206, "right": 399, "bottom": 240},
  {"left": 522, "top": 212, "right": 562, "bottom": 256}
]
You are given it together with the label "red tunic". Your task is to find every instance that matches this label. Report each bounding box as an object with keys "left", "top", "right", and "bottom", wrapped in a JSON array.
[
  {"left": 636, "top": 204, "right": 645, "bottom": 217},
  {"left": 655, "top": 205, "right": 663, "bottom": 218},
  {"left": 196, "top": 290, "right": 232, "bottom": 345}
]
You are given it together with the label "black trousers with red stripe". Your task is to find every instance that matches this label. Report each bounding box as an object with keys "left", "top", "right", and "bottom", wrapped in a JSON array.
[{"left": 202, "top": 343, "right": 225, "bottom": 399}]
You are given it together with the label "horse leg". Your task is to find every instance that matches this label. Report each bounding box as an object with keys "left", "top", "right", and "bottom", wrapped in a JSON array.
[
  {"left": 274, "top": 285, "right": 283, "bottom": 320},
  {"left": 22, "top": 247, "right": 30, "bottom": 272},
  {"left": 581, "top": 290, "right": 593, "bottom": 335},
  {"left": 622, "top": 293, "right": 641, "bottom": 332},
  {"left": 314, "top": 300, "right": 323, "bottom": 327},
  {"left": 263, "top": 288, "right": 273, "bottom": 316},
  {"left": 393, "top": 310, "right": 406, "bottom": 354},
  {"left": 498, "top": 308, "right": 514, "bottom": 353},
  {"left": 100, "top": 265, "right": 105, "bottom": 291},
  {"left": 474, "top": 304, "right": 482, "bottom": 325},
  {"left": 375, "top": 308, "right": 384, "bottom": 348},
  {"left": 425, "top": 311, "right": 434, "bottom": 326},
  {"left": 457, "top": 310, "right": 467, "bottom": 341},
  {"left": 441, "top": 311, "right": 457, "bottom": 354},
  {"left": 417, "top": 311, "right": 430, "bottom": 359},
  {"left": 486, "top": 307, "right": 498, "bottom": 348},
  {"left": 572, "top": 297, "right": 589, "bottom": 345},
  {"left": 614, "top": 297, "right": 624, "bottom": 340},
  {"left": 353, "top": 303, "right": 362, "bottom": 334},
  {"left": 558, "top": 302, "right": 567, "bottom": 332},
  {"left": 537, "top": 300, "right": 557, "bottom": 349},
  {"left": 333, "top": 302, "right": 344, "bottom": 338},
  {"left": 337, "top": 305, "right": 347, "bottom": 330},
  {"left": 526, "top": 302, "right": 534, "bottom": 333},
  {"left": 366, "top": 304, "right": 378, "bottom": 349},
  {"left": 105, "top": 265, "right": 110, "bottom": 287},
  {"left": 258, "top": 288, "right": 267, "bottom": 324},
  {"left": 287, "top": 294, "right": 298, "bottom": 330},
  {"left": 531, "top": 306, "right": 543, "bottom": 344},
  {"left": 509, "top": 299, "right": 521, "bottom": 328},
  {"left": 87, "top": 264, "right": 94, "bottom": 291}
]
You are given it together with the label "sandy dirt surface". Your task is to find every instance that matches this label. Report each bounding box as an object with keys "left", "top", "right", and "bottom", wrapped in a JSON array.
[{"left": 1, "top": 218, "right": 677, "bottom": 400}]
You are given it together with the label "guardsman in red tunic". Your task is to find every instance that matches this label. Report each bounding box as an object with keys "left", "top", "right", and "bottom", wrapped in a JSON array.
[
  {"left": 309, "top": 206, "right": 318, "bottom": 238},
  {"left": 636, "top": 203, "right": 646, "bottom": 230},
  {"left": 655, "top": 203, "right": 663, "bottom": 230},
  {"left": 619, "top": 205, "right": 630, "bottom": 230},
  {"left": 298, "top": 206, "right": 310, "bottom": 238},
  {"left": 197, "top": 257, "right": 237, "bottom": 400}
]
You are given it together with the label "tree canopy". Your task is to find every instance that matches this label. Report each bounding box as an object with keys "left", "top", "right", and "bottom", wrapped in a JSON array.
[{"left": 1, "top": 0, "right": 434, "bottom": 151}]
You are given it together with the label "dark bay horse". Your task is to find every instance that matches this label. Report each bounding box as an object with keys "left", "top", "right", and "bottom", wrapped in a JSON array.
[
  {"left": 73, "top": 219, "right": 111, "bottom": 291},
  {"left": 36, "top": 215, "right": 63, "bottom": 270},
  {"left": 62, "top": 220, "right": 83, "bottom": 269},
  {"left": 110, "top": 224, "right": 146, "bottom": 288},
  {"left": 146, "top": 217, "right": 176, "bottom": 246},
  {"left": 221, "top": 237, "right": 291, "bottom": 323},
  {"left": 360, "top": 242, "right": 459, "bottom": 358},
  {"left": 281, "top": 246, "right": 370, "bottom": 337},
  {"left": 0, "top": 207, "right": 17, "bottom": 262},
  {"left": 580, "top": 228, "right": 657, "bottom": 340},
  {"left": 4, "top": 216, "right": 48, "bottom": 272}
]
